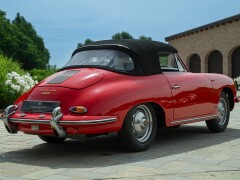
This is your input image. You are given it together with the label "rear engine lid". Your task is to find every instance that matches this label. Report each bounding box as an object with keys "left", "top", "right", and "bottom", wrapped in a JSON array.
[{"left": 38, "top": 69, "right": 104, "bottom": 89}]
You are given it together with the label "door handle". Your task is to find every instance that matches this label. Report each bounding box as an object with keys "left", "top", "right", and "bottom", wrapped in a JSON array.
[{"left": 171, "top": 85, "right": 180, "bottom": 89}]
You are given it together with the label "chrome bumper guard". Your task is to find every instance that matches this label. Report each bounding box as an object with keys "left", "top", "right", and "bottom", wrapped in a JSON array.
[
  {"left": 50, "top": 107, "right": 66, "bottom": 138},
  {"left": 2, "top": 105, "right": 18, "bottom": 134}
]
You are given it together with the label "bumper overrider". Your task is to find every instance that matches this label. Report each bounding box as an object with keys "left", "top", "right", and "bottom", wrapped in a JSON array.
[{"left": 1, "top": 105, "right": 117, "bottom": 138}]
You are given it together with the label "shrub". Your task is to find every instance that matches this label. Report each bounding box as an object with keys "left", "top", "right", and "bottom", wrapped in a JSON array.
[
  {"left": 234, "top": 76, "right": 240, "bottom": 90},
  {"left": 5, "top": 71, "right": 37, "bottom": 95},
  {"left": 234, "top": 76, "right": 240, "bottom": 84},
  {"left": 0, "top": 55, "right": 22, "bottom": 108},
  {"left": 0, "top": 54, "right": 36, "bottom": 108},
  {"left": 30, "top": 67, "right": 58, "bottom": 82}
]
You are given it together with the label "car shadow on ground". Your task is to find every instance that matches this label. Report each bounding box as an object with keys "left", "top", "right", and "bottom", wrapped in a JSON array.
[{"left": 1, "top": 125, "right": 240, "bottom": 169}]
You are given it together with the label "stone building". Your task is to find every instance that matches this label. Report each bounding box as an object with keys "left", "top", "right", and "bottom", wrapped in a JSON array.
[{"left": 165, "top": 14, "right": 240, "bottom": 78}]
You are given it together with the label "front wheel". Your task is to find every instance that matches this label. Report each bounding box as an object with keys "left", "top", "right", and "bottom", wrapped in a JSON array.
[
  {"left": 38, "top": 135, "right": 66, "bottom": 143},
  {"left": 118, "top": 103, "right": 157, "bottom": 151},
  {"left": 206, "top": 92, "right": 230, "bottom": 133}
]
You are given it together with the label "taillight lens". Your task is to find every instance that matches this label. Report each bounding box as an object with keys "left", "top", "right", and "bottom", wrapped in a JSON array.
[{"left": 69, "top": 106, "right": 87, "bottom": 114}]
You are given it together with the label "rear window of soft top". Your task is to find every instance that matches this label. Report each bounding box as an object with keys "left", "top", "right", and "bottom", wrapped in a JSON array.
[{"left": 64, "top": 49, "right": 134, "bottom": 71}]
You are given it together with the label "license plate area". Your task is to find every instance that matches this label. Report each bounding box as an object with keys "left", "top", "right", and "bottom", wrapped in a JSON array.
[
  {"left": 31, "top": 124, "right": 39, "bottom": 131},
  {"left": 21, "top": 101, "right": 60, "bottom": 113}
]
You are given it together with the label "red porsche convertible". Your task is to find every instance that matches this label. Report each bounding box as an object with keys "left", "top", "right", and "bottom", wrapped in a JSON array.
[{"left": 1, "top": 40, "right": 238, "bottom": 151}]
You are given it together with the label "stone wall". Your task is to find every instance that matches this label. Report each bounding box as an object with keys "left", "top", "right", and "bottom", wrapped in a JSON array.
[{"left": 166, "top": 18, "right": 240, "bottom": 77}]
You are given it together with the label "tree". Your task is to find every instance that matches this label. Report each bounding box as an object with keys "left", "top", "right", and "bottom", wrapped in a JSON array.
[
  {"left": 77, "top": 43, "right": 83, "bottom": 48},
  {"left": 139, "top": 35, "right": 152, "bottom": 41},
  {"left": 12, "top": 13, "right": 50, "bottom": 70},
  {"left": 76, "top": 32, "right": 153, "bottom": 48},
  {"left": 0, "top": 10, "right": 14, "bottom": 56},
  {"left": 77, "top": 39, "right": 94, "bottom": 48},
  {"left": 112, "top": 31, "right": 134, "bottom": 40},
  {"left": 0, "top": 10, "right": 50, "bottom": 70}
]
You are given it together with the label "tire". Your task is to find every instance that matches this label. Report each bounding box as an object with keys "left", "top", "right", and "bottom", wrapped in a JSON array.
[
  {"left": 206, "top": 92, "right": 230, "bottom": 133},
  {"left": 118, "top": 103, "right": 157, "bottom": 152},
  {"left": 38, "top": 135, "right": 66, "bottom": 143}
]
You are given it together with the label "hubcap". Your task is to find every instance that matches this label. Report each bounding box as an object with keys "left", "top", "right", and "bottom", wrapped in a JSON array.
[
  {"left": 132, "top": 105, "right": 153, "bottom": 142},
  {"left": 217, "top": 98, "right": 227, "bottom": 126}
]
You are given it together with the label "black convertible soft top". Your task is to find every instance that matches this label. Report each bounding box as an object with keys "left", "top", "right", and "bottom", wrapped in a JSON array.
[{"left": 70, "top": 39, "right": 178, "bottom": 75}]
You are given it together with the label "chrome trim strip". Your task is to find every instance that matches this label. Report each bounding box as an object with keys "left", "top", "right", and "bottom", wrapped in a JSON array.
[
  {"left": 60, "top": 118, "right": 116, "bottom": 125},
  {"left": 9, "top": 117, "right": 117, "bottom": 125},
  {"left": 171, "top": 115, "right": 217, "bottom": 125},
  {"left": 9, "top": 118, "right": 51, "bottom": 124}
]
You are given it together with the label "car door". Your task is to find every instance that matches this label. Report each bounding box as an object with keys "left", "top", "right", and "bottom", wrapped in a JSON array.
[{"left": 159, "top": 53, "right": 215, "bottom": 122}]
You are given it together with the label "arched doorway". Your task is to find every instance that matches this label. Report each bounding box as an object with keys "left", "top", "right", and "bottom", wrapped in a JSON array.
[
  {"left": 232, "top": 47, "right": 240, "bottom": 78},
  {"left": 189, "top": 54, "right": 201, "bottom": 73},
  {"left": 208, "top": 50, "right": 223, "bottom": 74}
]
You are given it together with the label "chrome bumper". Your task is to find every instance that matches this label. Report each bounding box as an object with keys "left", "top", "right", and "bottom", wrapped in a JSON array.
[
  {"left": 1, "top": 105, "right": 66, "bottom": 137},
  {"left": 1, "top": 105, "right": 116, "bottom": 137}
]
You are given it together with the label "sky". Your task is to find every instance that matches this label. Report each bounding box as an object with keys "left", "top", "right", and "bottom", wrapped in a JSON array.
[{"left": 0, "top": 0, "right": 240, "bottom": 67}]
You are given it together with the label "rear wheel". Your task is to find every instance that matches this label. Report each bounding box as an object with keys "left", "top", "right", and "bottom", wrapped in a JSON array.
[
  {"left": 206, "top": 92, "right": 230, "bottom": 133},
  {"left": 118, "top": 103, "right": 157, "bottom": 151},
  {"left": 38, "top": 135, "right": 66, "bottom": 143}
]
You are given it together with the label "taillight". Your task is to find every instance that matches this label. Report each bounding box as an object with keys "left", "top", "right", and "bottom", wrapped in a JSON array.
[{"left": 69, "top": 106, "right": 87, "bottom": 114}]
